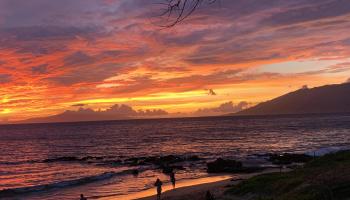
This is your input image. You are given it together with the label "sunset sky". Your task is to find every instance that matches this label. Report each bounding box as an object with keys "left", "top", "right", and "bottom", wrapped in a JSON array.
[{"left": 0, "top": 0, "right": 350, "bottom": 121}]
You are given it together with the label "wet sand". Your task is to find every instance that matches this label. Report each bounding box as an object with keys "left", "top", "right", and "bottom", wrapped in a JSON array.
[
  {"left": 136, "top": 178, "right": 234, "bottom": 200},
  {"left": 135, "top": 169, "right": 283, "bottom": 200},
  {"left": 101, "top": 175, "right": 234, "bottom": 200}
]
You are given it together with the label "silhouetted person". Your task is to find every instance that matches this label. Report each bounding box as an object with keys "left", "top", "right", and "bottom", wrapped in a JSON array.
[
  {"left": 80, "top": 194, "right": 87, "bottom": 200},
  {"left": 205, "top": 190, "right": 215, "bottom": 200},
  {"left": 170, "top": 172, "right": 176, "bottom": 188},
  {"left": 132, "top": 169, "right": 139, "bottom": 176},
  {"left": 154, "top": 178, "right": 163, "bottom": 200}
]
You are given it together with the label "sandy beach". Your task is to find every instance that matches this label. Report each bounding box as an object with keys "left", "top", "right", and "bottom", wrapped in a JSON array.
[
  {"left": 137, "top": 178, "right": 233, "bottom": 200},
  {"left": 130, "top": 169, "right": 282, "bottom": 200},
  {"left": 99, "top": 175, "right": 233, "bottom": 200}
]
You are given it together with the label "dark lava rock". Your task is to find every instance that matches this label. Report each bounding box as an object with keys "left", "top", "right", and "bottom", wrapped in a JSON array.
[
  {"left": 43, "top": 156, "right": 80, "bottom": 163},
  {"left": 269, "top": 153, "right": 313, "bottom": 165},
  {"left": 124, "top": 157, "right": 142, "bottom": 166},
  {"left": 207, "top": 158, "right": 264, "bottom": 173},
  {"left": 186, "top": 155, "right": 201, "bottom": 161},
  {"left": 105, "top": 160, "right": 122, "bottom": 166},
  {"left": 161, "top": 165, "right": 186, "bottom": 174},
  {"left": 207, "top": 158, "right": 243, "bottom": 173},
  {"left": 143, "top": 156, "right": 158, "bottom": 164},
  {"left": 81, "top": 156, "right": 104, "bottom": 161},
  {"left": 123, "top": 154, "right": 202, "bottom": 170},
  {"left": 159, "top": 155, "right": 184, "bottom": 164},
  {"left": 44, "top": 156, "right": 110, "bottom": 163}
]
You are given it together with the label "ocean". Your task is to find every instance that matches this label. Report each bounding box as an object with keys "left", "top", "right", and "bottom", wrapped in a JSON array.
[{"left": 1, "top": 114, "right": 350, "bottom": 200}]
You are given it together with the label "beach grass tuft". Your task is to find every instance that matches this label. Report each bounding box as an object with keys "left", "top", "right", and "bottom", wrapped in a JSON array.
[{"left": 226, "top": 150, "right": 350, "bottom": 200}]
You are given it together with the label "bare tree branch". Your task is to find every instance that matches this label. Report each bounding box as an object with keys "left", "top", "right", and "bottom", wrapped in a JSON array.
[{"left": 157, "top": 0, "right": 217, "bottom": 27}]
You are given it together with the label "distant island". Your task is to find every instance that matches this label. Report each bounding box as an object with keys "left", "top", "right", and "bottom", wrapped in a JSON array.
[
  {"left": 15, "top": 82, "right": 350, "bottom": 124},
  {"left": 235, "top": 82, "right": 350, "bottom": 116},
  {"left": 20, "top": 104, "right": 169, "bottom": 124}
]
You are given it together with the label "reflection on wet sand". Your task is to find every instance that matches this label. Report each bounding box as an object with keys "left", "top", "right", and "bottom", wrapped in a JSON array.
[{"left": 102, "top": 175, "right": 233, "bottom": 200}]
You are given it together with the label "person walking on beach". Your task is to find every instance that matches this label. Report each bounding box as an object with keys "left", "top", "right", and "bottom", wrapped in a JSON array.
[
  {"left": 80, "top": 194, "right": 87, "bottom": 200},
  {"left": 154, "top": 178, "right": 163, "bottom": 200},
  {"left": 170, "top": 172, "right": 176, "bottom": 188}
]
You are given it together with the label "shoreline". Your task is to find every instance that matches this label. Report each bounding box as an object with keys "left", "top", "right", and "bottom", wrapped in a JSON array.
[
  {"left": 135, "top": 169, "right": 283, "bottom": 200},
  {"left": 102, "top": 168, "right": 283, "bottom": 200},
  {"left": 100, "top": 175, "right": 234, "bottom": 200},
  {"left": 136, "top": 178, "right": 233, "bottom": 200}
]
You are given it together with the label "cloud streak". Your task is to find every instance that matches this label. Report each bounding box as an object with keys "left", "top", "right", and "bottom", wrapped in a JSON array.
[{"left": 194, "top": 101, "right": 249, "bottom": 116}]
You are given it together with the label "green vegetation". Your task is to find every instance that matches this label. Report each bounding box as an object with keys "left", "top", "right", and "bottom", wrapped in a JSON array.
[{"left": 225, "top": 150, "right": 350, "bottom": 200}]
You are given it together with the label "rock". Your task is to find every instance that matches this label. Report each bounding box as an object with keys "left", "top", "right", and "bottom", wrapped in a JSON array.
[
  {"left": 186, "top": 155, "right": 201, "bottom": 161},
  {"left": 207, "top": 158, "right": 264, "bottom": 173},
  {"left": 161, "top": 164, "right": 186, "bottom": 174},
  {"left": 159, "top": 155, "right": 184, "bottom": 164},
  {"left": 172, "top": 165, "right": 186, "bottom": 170},
  {"left": 107, "top": 160, "right": 122, "bottom": 166},
  {"left": 143, "top": 156, "right": 158, "bottom": 164},
  {"left": 207, "top": 158, "right": 243, "bottom": 173},
  {"left": 269, "top": 153, "right": 313, "bottom": 165},
  {"left": 81, "top": 156, "right": 104, "bottom": 161},
  {"left": 43, "top": 156, "right": 80, "bottom": 163},
  {"left": 124, "top": 157, "right": 141, "bottom": 166},
  {"left": 95, "top": 159, "right": 122, "bottom": 167},
  {"left": 123, "top": 155, "right": 201, "bottom": 168}
]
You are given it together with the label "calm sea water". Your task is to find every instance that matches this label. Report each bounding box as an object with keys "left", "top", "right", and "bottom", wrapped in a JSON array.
[{"left": 1, "top": 114, "right": 350, "bottom": 200}]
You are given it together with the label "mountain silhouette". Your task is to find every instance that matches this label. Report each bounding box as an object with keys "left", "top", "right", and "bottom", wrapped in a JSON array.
[
  {"left": 236, "top": 82, "right": 350, "bottom": 116},
  {"left": 20, "top": 104, "right": 168, "bottom": 124}
]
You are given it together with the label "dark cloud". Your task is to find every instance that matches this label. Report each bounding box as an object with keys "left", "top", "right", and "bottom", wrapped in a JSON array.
[
  {"left": 105, "top": 104, "right": 168, "bottom": 116},
  {"left": 137, "top": 109, "right": 168, "bottom": 116},
  {"left": 64, "top": 51, "right": 95, "bottom": 66},
  {"left": 105, "top": 104, "right": 138, "bottom": 116},
  {"left": 262, "top": 0, "right": 350, "bottom": 26},
  {"left": 0, "top": 74, "right": 12, "bottom": 84},
  {"left": 0, "top": 25, "right": 107, "bottom": 57},
  {"left": 72, "top": 103, "right": 86, "bottom": 107},
  {"left": 0, "top": 26, "right": 100, "bottom": 41},
  {"left": 14, "top": 42, "right": 67, "bottom": 55},
  {"left": 194, "top": 101, "right": 249, "bottom": 116},
  {"left": 301, "top": 85, "right": 309, "bottom": 90},
  {"left": 45, "top": 52, "right": 116, "bottom": 86},
  {"left": 0, "top": 0, "right": 114, "bottom": 27},
  {"left": 207, "top": 89, "right": 216, "bottom": 96},
  {"left": 31, "top": 64, "right": 48, "bottom": 74},
  {"left": 173, "top": 0, "right": 350, "bottom": 65},
  {"left": 160, "top": 29, "right": 210, "bottom": 47},
  {"left": 167, "top": 69, "right": 244, "bottom": 86},
  {"left": 47, "top": 62, "right": 124, "bottom": 86},
  {"left": 99, "top": 50, "right": 124, "bottom": 57}
]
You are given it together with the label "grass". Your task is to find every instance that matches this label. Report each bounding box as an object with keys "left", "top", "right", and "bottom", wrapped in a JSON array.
[{"left": 225, "top": 150, "right": 350, "bottom": 200}]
